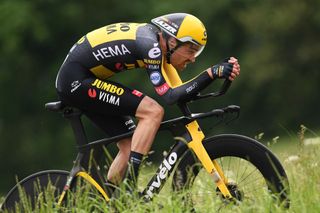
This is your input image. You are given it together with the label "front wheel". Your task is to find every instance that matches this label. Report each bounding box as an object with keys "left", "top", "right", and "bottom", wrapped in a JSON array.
[
  {"left": 1, "top": 170, "right": 69, "bottom": 212},
  {"left": 172, "top": 134, "right": 290, "bottom": 210}
]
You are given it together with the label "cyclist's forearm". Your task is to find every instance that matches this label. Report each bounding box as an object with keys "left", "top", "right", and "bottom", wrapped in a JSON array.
[{"left": 162, "top": 70, "right": 212, "bottom": 105}]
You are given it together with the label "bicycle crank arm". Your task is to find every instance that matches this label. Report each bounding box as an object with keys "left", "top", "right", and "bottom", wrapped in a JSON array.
[{"left": 186, "top": 121, "right": 233, "bottom": 199}]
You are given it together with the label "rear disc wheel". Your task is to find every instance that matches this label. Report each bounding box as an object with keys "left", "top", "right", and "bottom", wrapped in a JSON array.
[{"left": 1, "top": 170, "right": 69, "bottom": 212}]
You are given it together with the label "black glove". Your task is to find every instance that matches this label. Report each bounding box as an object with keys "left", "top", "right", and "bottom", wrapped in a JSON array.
[
  {"left": 222, "top": 57, "right": 231, "bottom": 63},
  {"left": 211, "top": 62, "right": 233, "bottom": 79}
]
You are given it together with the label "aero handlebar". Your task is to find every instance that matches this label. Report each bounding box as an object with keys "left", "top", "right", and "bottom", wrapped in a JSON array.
[{"left": 192, "top": 79, "right": 232, "bottom": 101}]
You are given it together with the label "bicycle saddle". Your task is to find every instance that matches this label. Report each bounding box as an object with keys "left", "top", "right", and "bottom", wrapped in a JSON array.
[{"left": 45, "top": 101, "right": 65, "bottom": 112}]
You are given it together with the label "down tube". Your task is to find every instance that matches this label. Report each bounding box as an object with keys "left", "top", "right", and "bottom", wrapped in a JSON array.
[{"left": 142, "top": 140, "right": 189, "bottom": 200}]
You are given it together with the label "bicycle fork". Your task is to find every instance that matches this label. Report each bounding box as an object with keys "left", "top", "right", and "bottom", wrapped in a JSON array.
[{"left": 186, "top": 121, "right": 232, "bottom": 199}]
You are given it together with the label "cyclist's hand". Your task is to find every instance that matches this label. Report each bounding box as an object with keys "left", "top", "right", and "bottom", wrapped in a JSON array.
[
  {"left": 207, "top": 57, "right": 240, "bottom": 81},
  {"left": 211, "top": 62, "right": 233, "bottom": 80},
  {"left": 223, "top": 57, "right": 240, "bottom": 81}
]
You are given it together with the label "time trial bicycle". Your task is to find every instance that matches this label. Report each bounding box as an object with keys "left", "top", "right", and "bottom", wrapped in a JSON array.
[{"left": 1, "top": 80, "right": 290, "bottom": 212}]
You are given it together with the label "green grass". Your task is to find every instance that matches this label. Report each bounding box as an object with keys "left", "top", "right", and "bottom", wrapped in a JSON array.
[
  {"left": 1, "top": 136, "right": 320, "bottom": 212},
  {"left": 278, "top": 143, "right": 320, "bottom": 213}
]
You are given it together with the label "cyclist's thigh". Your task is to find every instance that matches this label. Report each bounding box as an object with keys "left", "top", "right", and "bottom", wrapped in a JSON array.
[{"left": 85, "top": 112, "right": 136, "bottom": 137}]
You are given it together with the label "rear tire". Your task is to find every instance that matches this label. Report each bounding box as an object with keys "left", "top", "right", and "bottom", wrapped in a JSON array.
[
  {"left": 172, "top": 134, "right": 290, "bottom": 209},
  {"left": 1, "top": 170, "right": 69, "bottom": 212}
]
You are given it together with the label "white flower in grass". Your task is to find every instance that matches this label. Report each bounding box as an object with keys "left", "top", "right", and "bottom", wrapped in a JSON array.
[
  {"left": 303, "top": 137, "right": 320, "bottom": 146},
  {"left": 285, "top": 155, "right": 300, "bottom": 163}
]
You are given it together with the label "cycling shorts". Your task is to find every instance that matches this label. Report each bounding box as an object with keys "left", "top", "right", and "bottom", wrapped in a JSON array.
[{"left": 55, "top": 61, "right": 145, "bottom": 136}]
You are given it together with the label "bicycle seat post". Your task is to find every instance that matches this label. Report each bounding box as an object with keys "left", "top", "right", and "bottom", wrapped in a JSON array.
[
  {"left": 63, "top": 107, "right": 98, "bottom": 177},
  {"left": 62, "top": 107, "right": 88, "bottom": 149}
]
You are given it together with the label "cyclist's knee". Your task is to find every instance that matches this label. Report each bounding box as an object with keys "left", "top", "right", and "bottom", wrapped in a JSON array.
[
  {"left": 151, "top": 102, "right": 164, "bottom": 121},
  {"left": 136, "top": 96, "right": 164, "bottom": 122}
]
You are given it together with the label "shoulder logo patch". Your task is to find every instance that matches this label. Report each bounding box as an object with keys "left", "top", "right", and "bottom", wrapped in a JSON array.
[
  {"left": 148, "top": 43, "right": 161, "bottom": 59},
  {"left": 150, "top": 71, "right": 162, "bottom": 85}
]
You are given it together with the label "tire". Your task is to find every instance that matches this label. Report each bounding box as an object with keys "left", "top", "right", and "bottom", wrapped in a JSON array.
[
  {"left": 172, "top": 134, "right": 290, "bottom": 209},
  {"left": 1, "top": 170, "right": 69, "bottom": 212}
]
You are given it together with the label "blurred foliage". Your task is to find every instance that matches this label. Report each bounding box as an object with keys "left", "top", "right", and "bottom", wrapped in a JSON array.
[{"left": 0, "top": 0, "right": 319, "bottom": 193}]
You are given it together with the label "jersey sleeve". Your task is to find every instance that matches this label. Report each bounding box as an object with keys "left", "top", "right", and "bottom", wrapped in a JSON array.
[
  {"left": 160, "top": 70, "right": 213, "bottom": 105},
  {"left": 136, "top": 30, "right": 212, "bottom": 105}
]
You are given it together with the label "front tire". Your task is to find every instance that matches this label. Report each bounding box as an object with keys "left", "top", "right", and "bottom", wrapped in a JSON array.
[
  {"left": 172, "top": 134, "right": 290, "bottom": 209},
  {"left": 1, "top": 170, "right": 69, "bottom": 212}
]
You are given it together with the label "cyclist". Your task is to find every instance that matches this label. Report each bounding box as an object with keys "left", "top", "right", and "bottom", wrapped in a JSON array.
[{"left": 55, "top": 13, "right": 240, "bottom": 192}]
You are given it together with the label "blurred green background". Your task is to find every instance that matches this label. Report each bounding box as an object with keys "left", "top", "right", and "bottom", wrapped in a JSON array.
[{"left": 0, "top": 0, "right": 319, "bottom": 194}]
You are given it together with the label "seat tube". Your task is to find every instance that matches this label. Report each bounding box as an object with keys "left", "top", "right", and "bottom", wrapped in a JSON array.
[
  {"left": 185, "top": 120, "right": 232, "bottom": 199},
  {"left": 65, "top": 111, "right": 88, "bottom": 147}
]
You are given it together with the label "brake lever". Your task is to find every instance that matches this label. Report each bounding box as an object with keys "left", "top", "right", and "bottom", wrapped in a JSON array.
[
  {"left": 223, "top": 105, "right": 240, "bottom": 124},
  {"left": 223, "top": 105, "right": 240, "bottom": 113}
]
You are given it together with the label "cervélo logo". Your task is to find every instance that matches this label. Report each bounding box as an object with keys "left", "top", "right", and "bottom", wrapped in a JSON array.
[{"left": 145, "top": 152, "right": 178, "bottom": 199}]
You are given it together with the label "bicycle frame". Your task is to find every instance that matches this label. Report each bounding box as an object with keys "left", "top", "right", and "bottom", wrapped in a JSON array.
[{"left": 49, "top": 101, "right": 239, "bottom": 205}]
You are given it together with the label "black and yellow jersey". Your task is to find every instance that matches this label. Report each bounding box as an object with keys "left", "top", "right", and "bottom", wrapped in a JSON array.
[{"left": 62, "top": 22, "right": 212, "bottom": 105}]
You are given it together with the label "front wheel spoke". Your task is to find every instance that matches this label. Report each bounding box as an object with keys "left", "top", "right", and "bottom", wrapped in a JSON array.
[
  {"left": 236, "top": 167, "right": 260, "bottom": 185},
  {"left": 238, "top": 175, "right": 264, "bottom": 190}
]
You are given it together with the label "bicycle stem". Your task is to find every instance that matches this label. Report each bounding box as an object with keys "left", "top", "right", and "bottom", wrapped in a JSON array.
[{"left": 185, "top": 120, "right": 232, "bottom": 199}]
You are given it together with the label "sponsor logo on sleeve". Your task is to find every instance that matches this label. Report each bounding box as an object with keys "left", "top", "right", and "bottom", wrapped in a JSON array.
[
  {"left": 143, "top": 59, "right": 161, "bottom": 64},
  {"left": 132, "top": 90, "right": 143, "bottom": 97},
  {"left": 146, "top": 64, "right": 160, "bottom": 70},
  {"left": 150, "top": 71, "right": 162, "bottom": 85},
  {"left": 186, "top": 82, "right": 198, "bottom": 93},
  {"left": 155, "top": 83, "right": 170, "bottom": 96},
  {"left": 148, "top": 43, "right": 161, "bottom": 58}
]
